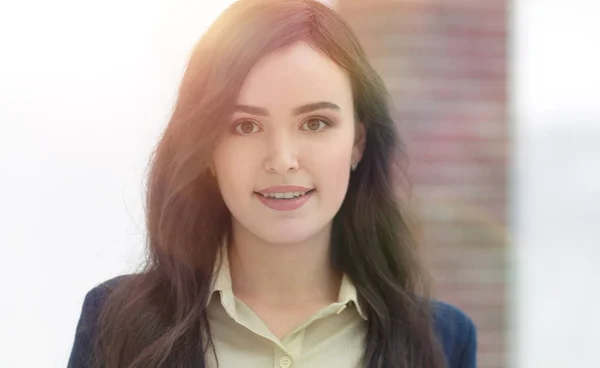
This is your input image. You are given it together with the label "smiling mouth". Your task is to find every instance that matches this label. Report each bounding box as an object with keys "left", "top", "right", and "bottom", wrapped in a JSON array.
[{"left": 254, "top": 189, "right": 316, "bottom": 199}]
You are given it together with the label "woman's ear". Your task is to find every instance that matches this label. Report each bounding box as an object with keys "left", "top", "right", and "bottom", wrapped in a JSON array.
[{"left": 351, "top": 123, "right": 366, "bottom": 170}]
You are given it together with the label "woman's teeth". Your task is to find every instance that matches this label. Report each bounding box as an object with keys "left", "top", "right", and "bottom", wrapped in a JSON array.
[{"left": 259, "top": 190, "right": 311, "bottom": 199}]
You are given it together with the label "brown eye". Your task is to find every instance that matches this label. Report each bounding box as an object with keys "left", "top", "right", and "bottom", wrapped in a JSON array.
[
  {"left": 235, "top": 120, "right": 260, "bottom": 135},
  {"left": 301, "top": 118, "right": 330, "bottom": 132}
]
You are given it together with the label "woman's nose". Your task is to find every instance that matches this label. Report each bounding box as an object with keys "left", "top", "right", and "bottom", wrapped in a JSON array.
[{"left": 263, "top": 133, "right": 300, "bottom": 174}]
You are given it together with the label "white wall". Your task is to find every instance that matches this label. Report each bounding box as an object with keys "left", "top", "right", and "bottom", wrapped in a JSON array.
[
  {"left": 0, "top": 1, "right": 235, "bottom": 366},
  {"left": 512, "top": 0, "right": 600, "bottom": 367}
]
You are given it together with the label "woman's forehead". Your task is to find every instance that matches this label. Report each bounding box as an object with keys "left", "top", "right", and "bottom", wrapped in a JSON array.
[{"left": 235, "top": 41, "right": 353, "bottom": 112}]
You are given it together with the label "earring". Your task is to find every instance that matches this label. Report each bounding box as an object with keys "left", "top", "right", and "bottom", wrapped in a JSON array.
[{"left": 351, "top": 160, "right": 358, "bottom": 171}]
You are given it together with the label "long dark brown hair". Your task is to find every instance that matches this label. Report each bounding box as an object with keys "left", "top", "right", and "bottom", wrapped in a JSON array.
[{"left": 92, "top": 0, "right": 446, "bottom": 367}]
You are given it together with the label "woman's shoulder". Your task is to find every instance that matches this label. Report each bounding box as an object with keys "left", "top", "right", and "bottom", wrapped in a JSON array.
[
  {"left": 88, "top": 273, "right": 133, "bottom": 292},
  {"left": 73, "top": 273, "right": 135, "bottom": 322},
  {"left": 80, "top": 274, "right": 134, "bottom": 311},
  {"left": 430, "top": 300, "right": 477, "bottom": 368},
  {"left": 67, "top": 274, "right": 135, "bottom": 367}
]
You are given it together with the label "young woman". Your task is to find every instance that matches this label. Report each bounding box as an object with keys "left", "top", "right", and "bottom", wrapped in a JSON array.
[{"left": 68, "top": 0, "right": 477, "bottom": 367}]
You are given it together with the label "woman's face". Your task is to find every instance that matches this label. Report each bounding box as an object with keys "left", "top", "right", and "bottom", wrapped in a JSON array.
[{"left": 213, "top": 41, "right": 364, "bottom": 245}]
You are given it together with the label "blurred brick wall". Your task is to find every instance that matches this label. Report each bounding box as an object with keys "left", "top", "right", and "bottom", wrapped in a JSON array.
[{"left": 338, "top": 1, "right": 508, "bottom": 367}]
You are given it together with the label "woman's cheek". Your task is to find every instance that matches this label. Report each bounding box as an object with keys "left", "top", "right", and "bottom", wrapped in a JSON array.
[{"left": 313, "top": 146, "right": 353, "bottom": 192}]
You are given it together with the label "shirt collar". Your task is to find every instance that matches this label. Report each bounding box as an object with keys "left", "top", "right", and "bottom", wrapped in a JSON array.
[{"left": 208, "top": 244, "right": 367, "bottom": 320}]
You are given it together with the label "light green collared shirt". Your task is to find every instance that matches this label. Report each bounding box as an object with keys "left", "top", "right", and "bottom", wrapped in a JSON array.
[{"left": 205, "top": 246, "right": 367, "bottom": 368}]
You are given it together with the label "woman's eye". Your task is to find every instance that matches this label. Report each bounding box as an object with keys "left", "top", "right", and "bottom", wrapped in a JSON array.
[
  {"left": 301, "top": 118, "right": 330, "bottom": 132},
  {"left": 234, "top": 120, "right": 260, "bottom": 135}
]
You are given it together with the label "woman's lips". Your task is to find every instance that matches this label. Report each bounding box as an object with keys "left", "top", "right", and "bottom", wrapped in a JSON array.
[
  {"left": 255, "top": 185, "right": 312, "bottom": 194},
  {"left": 254, "top": 189, "right": 315, "bottom": 211}
]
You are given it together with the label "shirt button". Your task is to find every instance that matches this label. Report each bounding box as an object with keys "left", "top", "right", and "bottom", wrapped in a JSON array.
[{"left": 279, "top": 356, "right": 292, "bottom": 368}]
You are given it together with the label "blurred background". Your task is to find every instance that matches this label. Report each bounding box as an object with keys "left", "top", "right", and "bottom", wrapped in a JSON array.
[{"left": 1, "top": 0, "right": 598, "bottom": 367}]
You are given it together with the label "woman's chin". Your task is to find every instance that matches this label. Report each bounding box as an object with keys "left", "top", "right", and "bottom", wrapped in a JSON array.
[
  {"left": 257, "top": 231, "right": 315, "bottom": 246},
  {"left": 232, "top": 216, "right": 332, "bottom": 246},
  {"left": 251, "top": 224, "right": 325, "bottom": 246}
]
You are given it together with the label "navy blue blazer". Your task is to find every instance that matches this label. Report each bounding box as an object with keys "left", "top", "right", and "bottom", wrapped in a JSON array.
[{"left": 67, "top": 275, "right": 477, "bottom": 367}]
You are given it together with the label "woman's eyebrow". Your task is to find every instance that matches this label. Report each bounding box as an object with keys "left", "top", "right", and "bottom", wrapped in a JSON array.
[
  {"left": 292, "top": 101, "right": 340, "bottom": 115},
  {"left": 233, "top": 101, "right": 341, "bottom": 116}
]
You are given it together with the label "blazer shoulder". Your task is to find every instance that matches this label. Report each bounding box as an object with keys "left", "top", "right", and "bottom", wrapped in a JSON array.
[
  {"left": 78, "top": 274, "right": 134, "bottom": 321},
  {"left": 430, "top": 300, "right": 477, "bottom": 368},
  {"left": 67, "top": 274, "right": 134, "bottom": 368}
]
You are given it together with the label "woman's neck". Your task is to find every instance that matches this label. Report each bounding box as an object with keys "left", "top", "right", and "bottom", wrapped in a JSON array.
[{"left": 228, "top": 221, "right": 341, "bottom": 307}]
